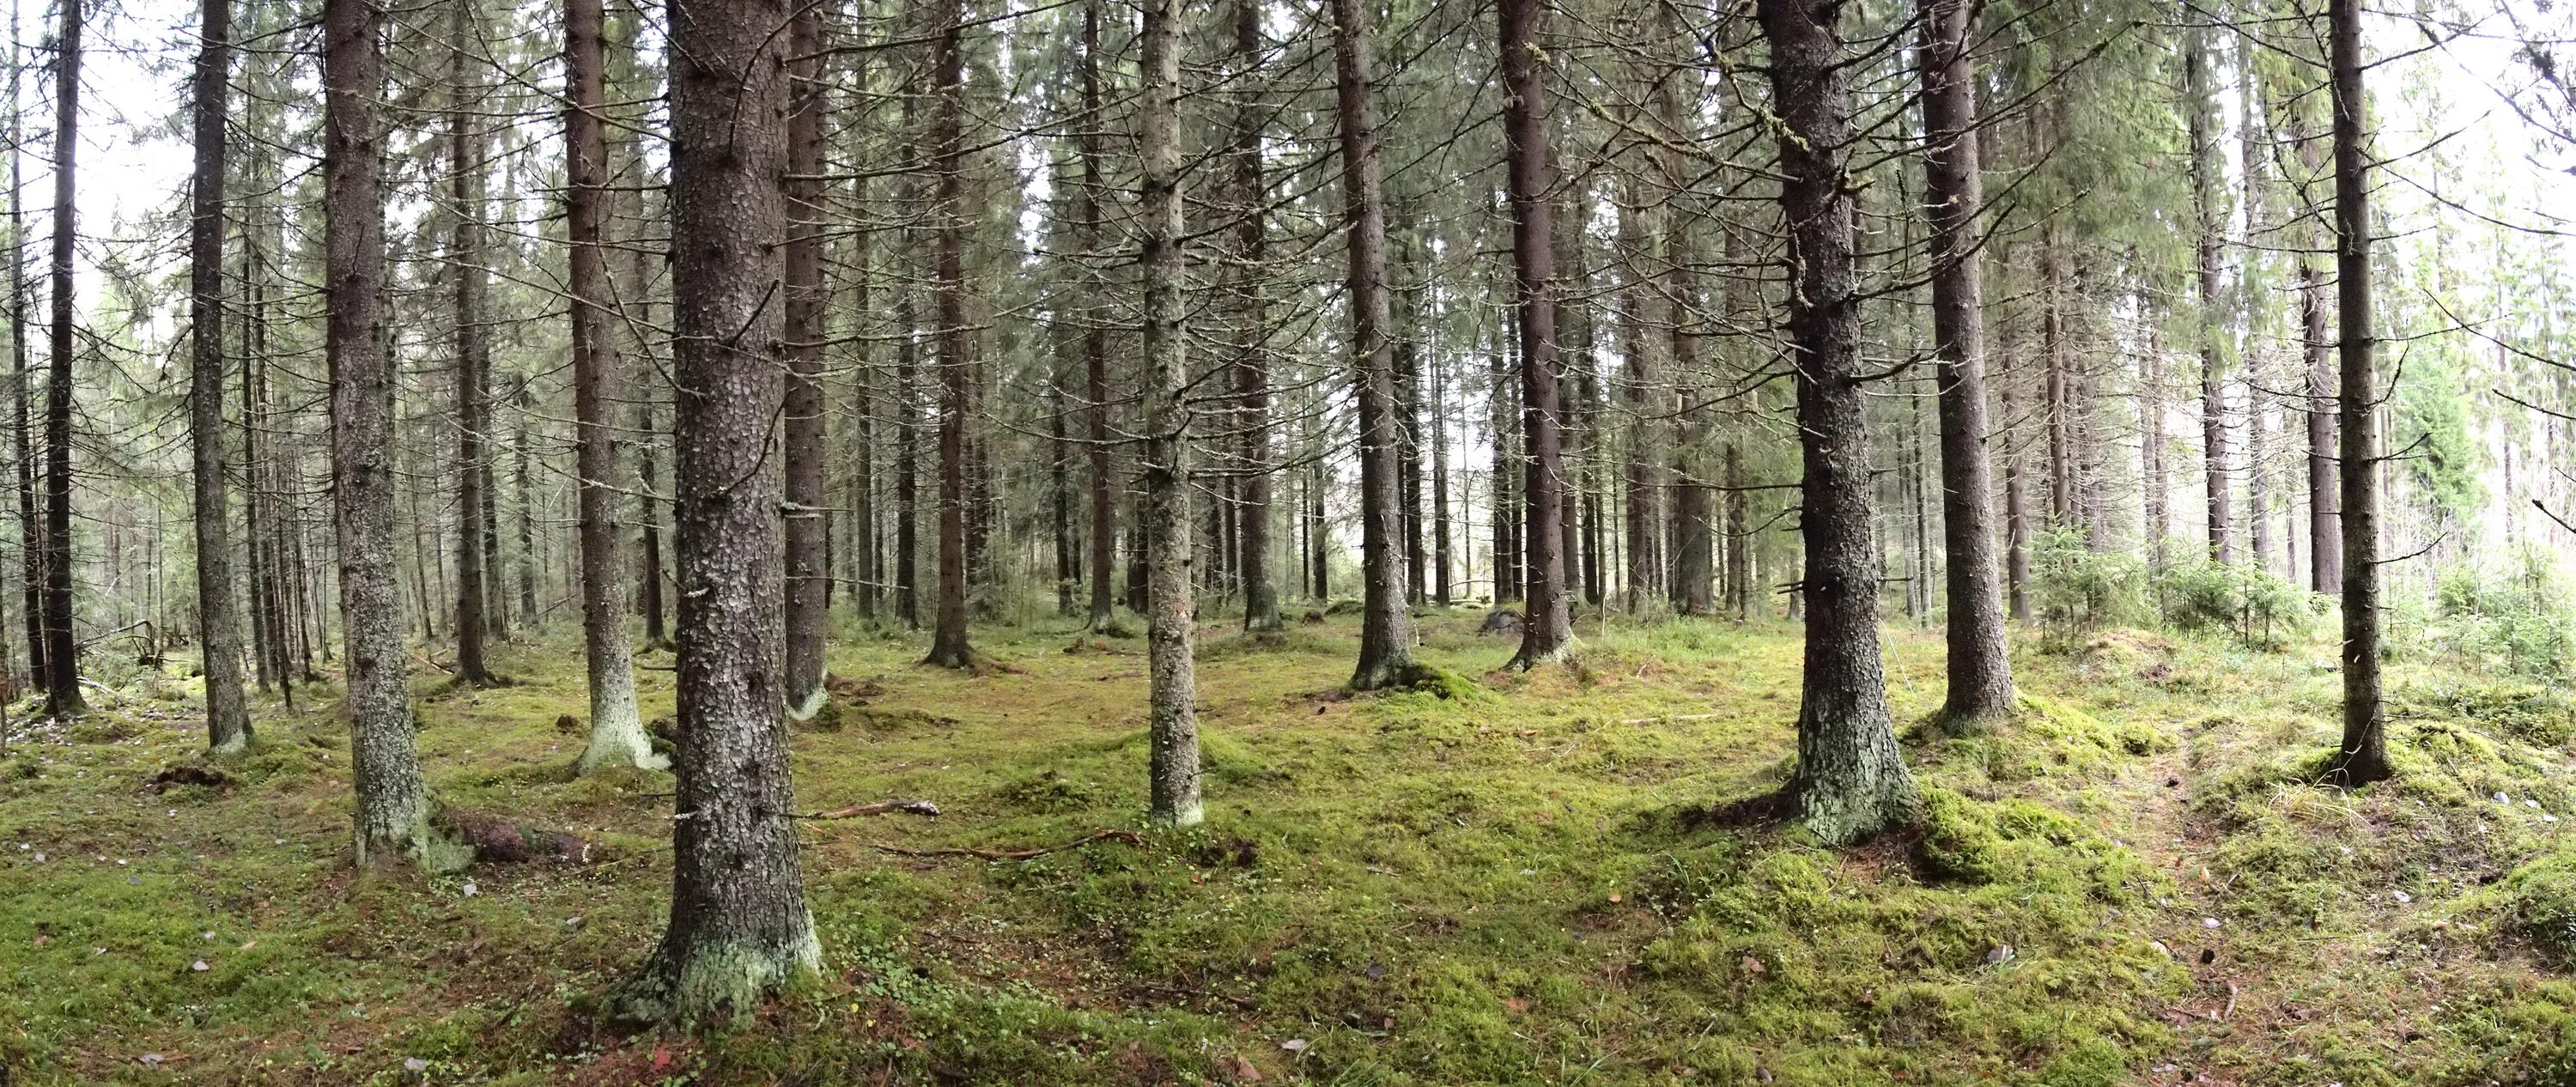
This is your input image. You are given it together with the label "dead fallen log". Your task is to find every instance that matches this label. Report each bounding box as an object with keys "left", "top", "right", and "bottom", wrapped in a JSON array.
[{"left": 797, "top": 799, "right": 942, "bottom": 820}]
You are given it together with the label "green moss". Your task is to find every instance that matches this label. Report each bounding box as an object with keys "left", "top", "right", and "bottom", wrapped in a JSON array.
[{"left": 1917, "top": 787, "right": 2005, "bottom": 884}]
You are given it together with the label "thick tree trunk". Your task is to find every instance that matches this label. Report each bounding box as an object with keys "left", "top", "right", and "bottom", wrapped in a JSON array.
[
  {"left": 617, "top": 0, "right": 820, "bottom": 1022},
  {"left": 1136, "top": 0, "right": 1201, "bottom": 824},
  {"left": 40, "top": 0, "right": 82, "bottom": 715},
  {"left": 1759, "top": 0, "right": 1918, "bottom": 844},
  {"left": 781, "top": 3, "right": 829, "bottom": 717},
  {"left": 1233, "top": 0, "right": 1279, "bottom": 634},
  {"left": 566, "top": 0, "right": 653, "bottom": 772},
  {"left": 191, "top": 0, "right": 250, "bottom": 753},
  {"left": 325, "top": 0, "right": 440, "bottom": 865},
  {"left": 1917, "top": 0, "right": 2014, "bottom": 726},
  {"left": 448, "top": 0, "right": 495, "bottom": 686},
  {"left": 2187, "top": 26, "right": 2231, "bottom": 564},
  {"left": 2325, "top": 0, "right": 2386, "bottom": 786},
  {"left": 1498, "top": 0, "right": 1571, "bottom": 667},
  {"left": 923, "top": 0, "right": 976, "bottom": 669},
  {"left": 1333, "top": 0, "right": 1416, "bottom": 689}
]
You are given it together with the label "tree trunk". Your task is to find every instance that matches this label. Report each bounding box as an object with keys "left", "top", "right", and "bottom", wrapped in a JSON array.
[
  {"left": 1759, "top": 0, "right": 1918, "bottom": 844},
  {"left": 566, "top": 0, "right": 653, "bottom": 772},
  {"left": 1333, "top": 0, "right": 1416, "bottom": 689},
  {"left": 8, "top": 33, "right": 37, "bottom": 695},
  {"left": 617, "top": 0, "right": 820, "bottom": 1022},
  {"left": 447, "top": 0, "right": 495, "bottom": 686},
  {"left": 1917, "top": 0, "right": 2014, "bottom": 726},
  {"left": 2187, "top": 24, "right": 2231, "bottom": 564},
  {"left": 191, "top": 0, "right": 250, "bottom": 753},
  {"left": 325, "top": 0, "right": 440, "bottom": 865},
  {"left": 1136, "top": 0, "right": 1201, "bottom": 824},
  {"left": 2325, "top": 0, "right": 2386, "bottom": 786},
  {"left": 1078, "top": 0, "right": 1117, "bottom": 635},
  {"left": 923, "top": 0, "right": 975, "bottom": 669},
  {"left": 1498, "top": 0, "right": 1571, "bottom": 667},
  {"left": 781, "top": 2, "right": 830, "bottom": 716},
  {"left": 1233, "top": 0, "right": 1279, "bottom": 633},
  {"left": 638, "top": 400, "right": 668, "bottom": 646},
  {"left": 2297, "top": 113, "right": 2341, "bottom": 593},
  {"left": 40, "top": 0, "right": 82, "bottom": 715}
]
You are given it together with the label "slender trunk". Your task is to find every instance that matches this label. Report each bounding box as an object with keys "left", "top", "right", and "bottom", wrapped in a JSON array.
[
  {"left": 1918, "top": 0, "right": 2014, "bottom": 725},
  {"left": 2325, "top": 0, "right": 2385, "bottom": 785},
  {"left": 325, "top": 0, "right": 438, "bottom": 865},
  {"left": 896, "top": 281, "right": 920, "bottom": 629},
  {"left": 40, "top": 0, "right": 82, "bottom": 714},
  {"left": 617, "top": 0, "right": 819, "bottom": 1022},
  {"left": 1078, "top": 0, "right": 1116, "bottom": 635},
  {"left": 448, "top": 0, "right": 495, "bottom": 685},
  {"left": 781, "top": 2, "right": 830, "bottom": 714},
  {"left": 567, "top": 0, "right": 653, "bottom": 771},
  {"left": 1234, "top": 0, "right": 1279, "bottom": 633},
  {"left": 1759, "top": 0, "right": 1918, "bottom": 843},
  {"left": 1431, "top": 354, "right": 1453, "bottom": 604},
  {"left": 1135, "top": 0, "right": 1201, "bottom": 823},
  {"left": 2298, "top": 114, "right": 2341, "bottom": 592},
  {"left": 7, "top": 10, "right": 34, "bottom": 694},
  {"left": 191, "top": 0, "right": 250, "bottom": 752},
  {"left": 2188, "top": 25, "right": 2231, "bottom": 563},
  {"left": 514, "top": 401, "right": 537, "bottom": 622},
  {"left": 923, "top": 0, "right": 975, "bottom": 668},
  {"left": 1499, "top": 0, "right": 1571, "bottom": 667},
  {"left": 1333, "top": 0, "right": 1415, "bottom": 689},
  {"left": 638, "top": 400, "right": 668, "bottom": 645}
]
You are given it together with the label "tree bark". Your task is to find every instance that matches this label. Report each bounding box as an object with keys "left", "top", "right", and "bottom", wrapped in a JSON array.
[
  {"left": 923, "top": 0, "right": 976, "bottom": 669},
  {"left": 1917, "top": 0, "right": 2014, "bottom": 726},
  {"left": 1233, "top": 0, "right": 1280, "bottom": 633},
  {"left": 8, "top": 30, "right": 37, "bottom": 695},
  {"left": 566, "top": 0, "right": 653, "bottom": 772},
  {"left": 40, "top": 0, "right": 82, "bottom": 715},
  {"left": 617, "top": 0, "right": 820, "bottom": 1022},
  {"left": 2325, "top": 0, "right": 2386, "bottom": 786},
  {"left": 1077, "top": 0, "right": 1117, "bottom": 635},
  {"left": 1498, "top": 0, "right": 1571, "bottom": 667},
  {"left": 447, "top": 0, "right": 496, "bottom": 686},
  {"left": 191, "top": 0, "right": 251, "bottom": 753},
  {"left": 1136, "top": 0, "right": 1201, "bottom": 825},
  {"left": 2296, "top": 113, "right": 2341, "bottom": 593},
  {"left": 2187, "top": 24, "right": 2232, "bottom": 564},
  {"left": 781, "top": 2, "right": 829, "bottom": 717},
  {"left": 1759, "top": 0, "right": 1918, "bottom": 844},
  {"left": 325, "top": 0, "right": 440, "bottom": 865},
  {"left": 1332, "top": 0, "right": 1417, "bottom": 689}
]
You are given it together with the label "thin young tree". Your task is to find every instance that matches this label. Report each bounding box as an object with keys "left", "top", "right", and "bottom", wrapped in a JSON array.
[
  {"left": 1231, "top": 0, "right": 1281, "bottom": 635},
  {"left": 325, "top": 0, "right": 440, "bottom": 865},
  {"left": 1331, "top": 0, "right": 1416, "bottom": 690},
  {"left": 1759, "top": 0, "right": 1919, "bottom": 843},
  {"left": 39, "top": 0, "right": 82, "bottom": 716},
  {"left": 8, "top": 6, "right": 35, "bottom": 695},
  {"left": 617, "top": 0, "right": 821, "bottom": 1020},
  {"left": 2324, "top": 0, "right": 2386, "bottom": 786},
  {"left": 781, "top": 1, "right": 830, "bottom": 718},
  {"left": 1136, "top": 0, "right": 1201, "bottom": 824},
  {"left": 565, "top": 0, "right": 654, "bottom": 772},
  {"left": 1917, "top": 0, "right": 2014, "bottom": 727},
  {"left": 2186, "top": 21, "right": 2232, "bottom": 563},
  {"left": 191, "top": 0, "right": 251, "bottom": 754},
  {"left": 1498, "top": 0, "right": 1572, "bottom": 669}
]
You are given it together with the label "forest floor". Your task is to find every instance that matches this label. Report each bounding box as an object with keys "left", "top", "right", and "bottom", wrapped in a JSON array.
[{"left": 3, "top": 609, "right": 2576, "bottom": 1085}]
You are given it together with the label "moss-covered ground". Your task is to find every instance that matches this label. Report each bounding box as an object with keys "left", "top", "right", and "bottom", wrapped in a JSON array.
[{"left": 4, "top": 610, "right": 2574, "bottom": 1084}]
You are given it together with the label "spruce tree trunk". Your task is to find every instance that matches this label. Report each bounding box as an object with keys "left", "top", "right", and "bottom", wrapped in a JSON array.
[
  {"left": 8, "top": 41, "right": 37, "bottom": 695},
  {"left": 1498, "top": 0, "right": 1571, "bottom": 667},
  {"left": 1759, "top": 0, "right": 1918, "bottom": 844},
  {"left": 191, "top": 0, "right": 251, "bottom": 754},
  {"left": 325, "top": 0, "right": 440, "bottom": 865},
  {"left": 781, "top": 3, "right": 829, "bottom": 716},
  {"left": 2187, "top": 25, "right": 2231, "bottom": 564},
  {"left": 1331, "top": 0, "right": 1416, "bottom": 689},
  {"left": 1233, "top": 0, "right": 1280, "bottom": 634},
  {"left": 1136, "top": 0, "right": 1201, "bottom": 824},
  {"left": 1078, "top": 0, "right": 1117, "bottom": 635},
  {"left": 40, "top": 0, "right": 82, "bottom": 715},
  {"left": 2325, "top": 0, "right": 2386, "bottom": 786},
  {"left": 2297, "top": 115, "right": 2342, "bottom": 594},
  {"left": 618, "top": 0, "right": 820, "bottom": 1022},
  {"left": 447, "top": 0, "right": 495, "bottom": 686},
  {"left": 923, "top": 0, "right": 976, "bottom": 669},
  {"left": 1917, "top": 0, "right": 2014, "bottom": 726},
  {"left": 566, "top": 0, "right": 653, "bottom": 773}
]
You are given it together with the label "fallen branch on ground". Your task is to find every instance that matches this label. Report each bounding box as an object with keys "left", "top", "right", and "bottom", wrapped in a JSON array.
[
  {"left": 797, "top": 799, "right": 942, "bottom": 820},
  {"left": 850, "top": 828, "right": 1143, "bottom": 861}
]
